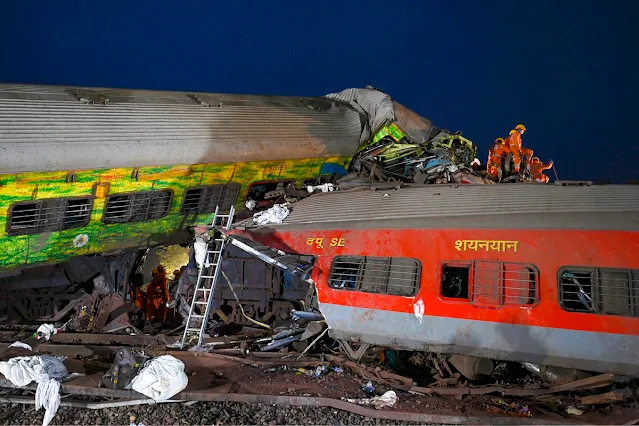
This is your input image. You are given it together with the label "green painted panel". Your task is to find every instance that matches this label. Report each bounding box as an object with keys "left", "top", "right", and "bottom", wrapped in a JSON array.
[{"left": 0, "top": 156, "right": 352, "bottom": 271}]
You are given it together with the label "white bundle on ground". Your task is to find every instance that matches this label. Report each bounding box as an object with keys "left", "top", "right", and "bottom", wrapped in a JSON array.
[
  {"left": 130, "top": 355, "right": 188, "bottom": 401},
  {"left": 36, "top": 324, "right": 57, "bottom": 341},
  {"left": 0, "top": 355, "right": 67, "bottom": 426},
  {"left": 344, "top": 390, "right": 398, "bottom": 409},
  {"left": 252, "top": 204, "right": 290, "bottom": 225}
]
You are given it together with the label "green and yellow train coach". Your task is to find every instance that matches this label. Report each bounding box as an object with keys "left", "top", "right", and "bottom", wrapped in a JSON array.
[{"left": 0, "top": 84, "right": 363, "bottom": 272}]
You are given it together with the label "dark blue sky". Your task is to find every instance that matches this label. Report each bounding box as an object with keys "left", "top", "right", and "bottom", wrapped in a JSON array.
[{"left": 2, "top": 1, "right": 638, "bottom": 182}]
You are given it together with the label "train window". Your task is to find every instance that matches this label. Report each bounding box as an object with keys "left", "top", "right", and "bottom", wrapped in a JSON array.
[
  {"left": 441, "top": 261, "right": 538, "bottom": 306},
  {"left": 7, "top": 197, "right": 92, "bottom": 236},
  {"left": 559, "top": 267, "right": 639, "bottom": 317},
  {"left": 441, "top": 265, "right": 470, "bottom": 299},
  {"left": 328, "top": 256, "right": 421, "bottom": 297},
  {"left": 181, "top": 183, "right": 240, "bottom": 214},
  {"left": 247, "top": 180, "right": 294, "bottom": 201},
  {"left": 103, "top": 190, "right": 173, "bottom": 224}
]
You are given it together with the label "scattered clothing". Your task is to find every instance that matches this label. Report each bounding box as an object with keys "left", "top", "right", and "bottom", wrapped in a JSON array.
[
  {"left": 8, "top": 341, "right": 32, "bottom": 351},
  {"left": 252, "top": 204, "right": 290, "bottom": 225},
  {"left": 0, "top": 355, "right": 68, "bottom": 426}
]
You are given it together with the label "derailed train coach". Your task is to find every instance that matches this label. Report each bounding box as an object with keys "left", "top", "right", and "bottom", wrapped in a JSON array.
[
  {"left": 0, "top": 84, "right": 459, "bottom": 274},
  {"left": 229, "top": 183, "right": 639, "bottom": 377}
]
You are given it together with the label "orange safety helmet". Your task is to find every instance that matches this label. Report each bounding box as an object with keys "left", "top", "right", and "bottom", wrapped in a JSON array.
[
  {"left": 495, "top": 137, "right": 504, "bottom": 144},
  {"left": 515, "top": 124, "right": 526, "bottom": 132},
  {"left": 532, "top": 157, "right": 540, "bottom": 162},
  {"left": 509, "top": 129, "right": 517, "bottom": 135}
]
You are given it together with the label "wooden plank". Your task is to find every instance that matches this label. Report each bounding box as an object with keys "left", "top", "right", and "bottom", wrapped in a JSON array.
[{"left": 580, "top": 390, "right": 627, "bottom": 405}]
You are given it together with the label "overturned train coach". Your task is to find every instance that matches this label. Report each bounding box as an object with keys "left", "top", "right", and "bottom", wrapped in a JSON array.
[
  {"left": 230, "top": 182, "right": 639, "bottom": 376},
  {"left": 0, "top": 84, "right": 442, "bottom": 273}
]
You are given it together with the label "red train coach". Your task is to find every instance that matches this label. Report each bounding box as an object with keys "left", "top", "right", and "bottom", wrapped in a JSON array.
[{"left": 231, "top": 182, "right": 639, "bottom": 376}]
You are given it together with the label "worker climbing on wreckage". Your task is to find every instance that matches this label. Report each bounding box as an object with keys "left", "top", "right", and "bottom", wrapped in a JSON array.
[
  {"left": 504, "top": 124, "right": 534, "bottom": 176},
  {"left": 487, "top": 137, "right": 510, "bottom": 181},
  {"left": 530, "top": 157, "right": 554, "bottom": 183},
  {"left": 146, "top": 265, "right": 170, "bottom": 322}
]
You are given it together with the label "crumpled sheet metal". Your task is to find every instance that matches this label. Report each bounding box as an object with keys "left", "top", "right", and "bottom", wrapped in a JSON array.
[
  {"left": 325, "top": 87, "right": 437, "bottom": 146},
  {"left": 325, "top": 87, "right": 395, "bottom": 144}
]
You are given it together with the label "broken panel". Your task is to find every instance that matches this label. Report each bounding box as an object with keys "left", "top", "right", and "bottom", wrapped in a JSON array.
[
  {"left": 226, "top": 235, "right": 314, "bottom": 278},
  {"left": 247, "top": 180, "right": 295, "bottom": 201}
]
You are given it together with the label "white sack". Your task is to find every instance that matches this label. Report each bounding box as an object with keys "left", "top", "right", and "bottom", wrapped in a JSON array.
[
  {"left": 130, "top": 355, "right": 188, "bottom": 401},
  {"left": 36, "top": 324, "right": 57, "bottom": 341}
]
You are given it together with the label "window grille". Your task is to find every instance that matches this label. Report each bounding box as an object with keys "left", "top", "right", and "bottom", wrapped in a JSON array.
[
  {"left": 441, "top": 261, "right": 537, "bottom": 306},
  {"left": 559, "top": 267, "right": 639, "bottom": 317},
  {"left": 181, "top": 183, "right": 240, "bottom": 214},
  {"left": 329, "top": 256, "right": 421, "bottom": 296},
  {"left": 8, "top": 197, "right": 92, "bottom": 235},
  {"left": 103, "top": 190, "right": 172, "bottom": 224}
]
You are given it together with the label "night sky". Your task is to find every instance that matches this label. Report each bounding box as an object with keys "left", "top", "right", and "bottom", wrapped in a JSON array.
[{"left": 2, "top": 1, "right": 638, "bottom": 182}]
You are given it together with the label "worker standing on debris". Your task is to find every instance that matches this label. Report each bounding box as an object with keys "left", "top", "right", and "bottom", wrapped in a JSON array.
[
  {"left": 146, "top": 265, "right": 170, "bottom": 321},
  {"left": 505, "top": 124, "right": 533, "bottom": 174},
  {"left": 129, "top": 272, "right": 146, "bottom": 312},
  {"left": 530, "top": 157, "right": 554, "bottom": 183},
  {"left": 487, "top": 138, "right": 510, "bottom": 181}
]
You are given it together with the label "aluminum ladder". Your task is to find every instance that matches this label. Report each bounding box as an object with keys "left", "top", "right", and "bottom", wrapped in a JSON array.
[{"left": 180, "top": 205, "right": 235, "bottom": 348}]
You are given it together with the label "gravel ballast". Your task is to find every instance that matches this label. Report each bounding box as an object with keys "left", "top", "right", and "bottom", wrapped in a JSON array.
[{"left": 0, "top": 401, "right": 426, "bottom": 425}]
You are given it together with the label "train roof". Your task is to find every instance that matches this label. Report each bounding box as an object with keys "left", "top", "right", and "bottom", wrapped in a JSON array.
[
  {"left": 0, "top": 84, "right": 364, "bottom": 173},
  {"left": 235, "top": 182, "right": 639, "bottom": 231}
]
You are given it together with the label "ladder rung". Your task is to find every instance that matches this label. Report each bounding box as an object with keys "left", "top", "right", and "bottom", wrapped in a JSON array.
[
  {"left": 200, "top": 275, "right": 217, "bottom": 279},
  {"left": 186, "top": 328, "right": 201, "bottom": 332},
  {"left": 203, "top": 263, "right": 219, "bottom": 267},
  {"left": 194, "top": 301, "right": 208, "bottom": 305},
  {"left": 190, "top": 314, "right": 205, "bottom": 319}
]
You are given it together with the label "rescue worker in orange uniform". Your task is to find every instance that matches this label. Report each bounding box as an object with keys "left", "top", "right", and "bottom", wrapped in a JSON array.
[
  {"left": 146, "top": 265, "right": 170, "bottom": 321},
  {"left": 504, "top": 124, "right": 533, "bottom": 174},
  {"left": 487, "top": 137, "right": 510, "bottom": 181},
  {"left": 529, "top": 157, "right": 554, "bottom": 183},
  {"left": 128, "top": 272, "right": 146, "bottom": 313}
]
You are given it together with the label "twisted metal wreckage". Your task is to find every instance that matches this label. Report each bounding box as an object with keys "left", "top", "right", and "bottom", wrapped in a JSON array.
[{"left": 0, "top": 86, "right": 637, "bottom": 425}]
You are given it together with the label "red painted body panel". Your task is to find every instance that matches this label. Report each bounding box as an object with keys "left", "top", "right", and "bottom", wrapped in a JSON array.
[{"left": 236, "top": 228, "right": 639, "bottom": 336}]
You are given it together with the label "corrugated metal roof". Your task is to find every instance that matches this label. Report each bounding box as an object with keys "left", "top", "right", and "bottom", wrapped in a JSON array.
[
  {"left": 239, "top": 183, "right": 639, "bottom": 230},
  {"left": 0, "top": 84, "right": 363, "bottom": 173}
]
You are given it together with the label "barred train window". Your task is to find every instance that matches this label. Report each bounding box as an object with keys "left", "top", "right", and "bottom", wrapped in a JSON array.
[
  {"left": 328, "top": 256, "right": 421, "bottom": 297},
  {"left": 8, "top": 197, "right": 93, "bottom": 236},
  {"left": 559, "top": 267, "right": 639, "bottom": 317},
  {"left": 441, "top": 261, "right": 538, "bottom": 306},
  {"left": 181, "top": 183, "right": 240, "bottom": 214},
  {"left": 103, "top": 190, "right": 173, "bottom": 224}
]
